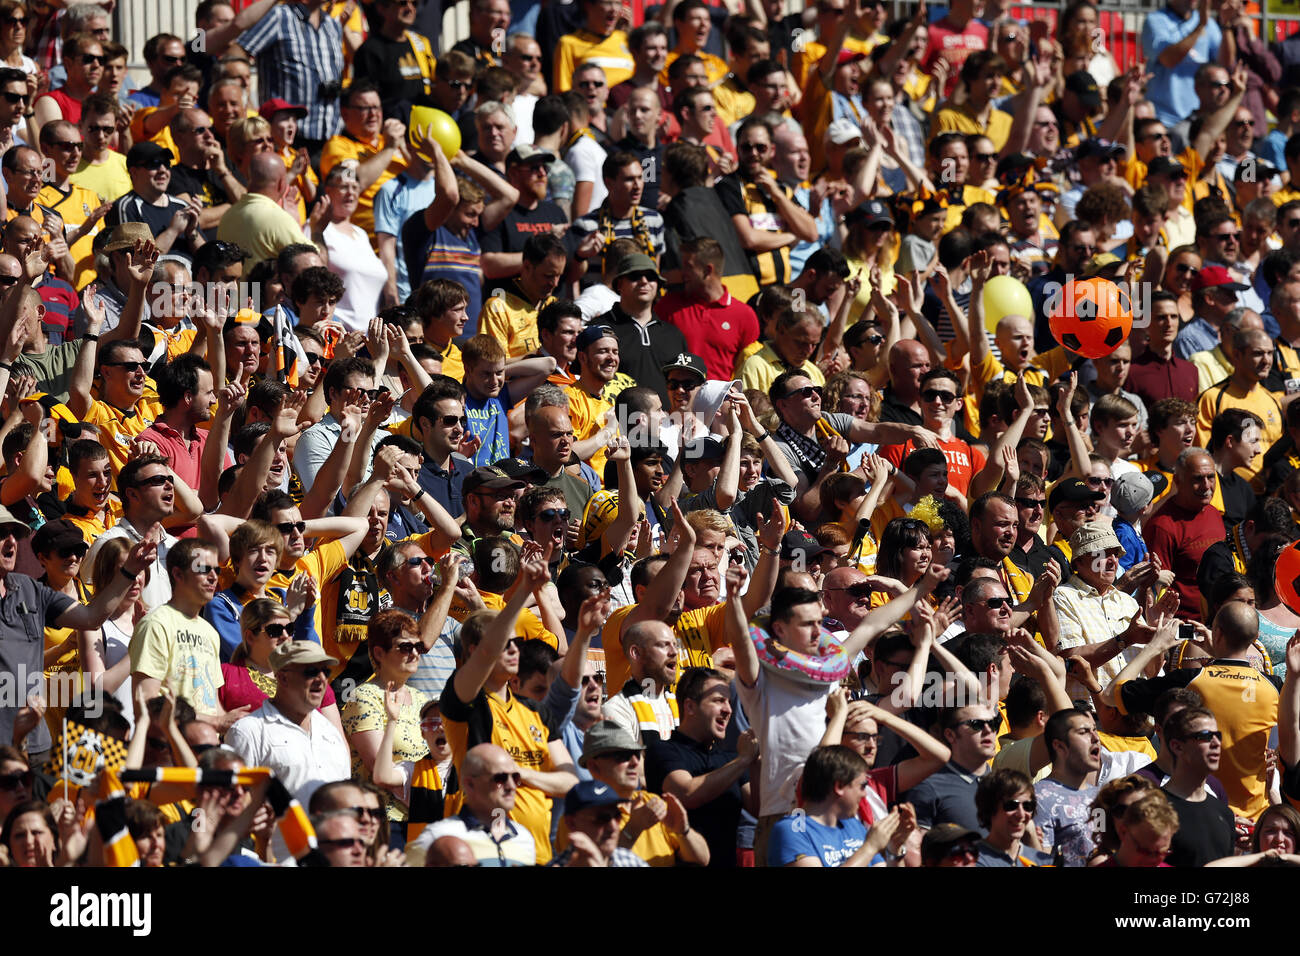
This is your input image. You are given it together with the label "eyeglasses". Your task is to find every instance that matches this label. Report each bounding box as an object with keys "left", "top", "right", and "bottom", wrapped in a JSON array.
[
  {"left": 666, "top": 377, "right": 701, "bottom": 392},
  {"left": 1033, "top": 119, "right": 1058, "bottom": 129},
  {"left": 973, "top": 152, "right": 996, "bottom": 162},
  {"left": 4, "top": 15, "right": 26, "bottom": 25},
  {"left": 1085, "top": 476, "right": 1114, "bottom": 489},
  {"left": 1180, "top": 729, "right": 1222, "bottom": 742},
  {"left": 843, "top": 731, "right": 880, "bottom": 742},
  {"left": 537, "top": 507, "right": 571, "bottom": 522},
  {"left": 319, "top": 837, "right": 367, "bottom": 851},
  {"left": 275, "top": 521, "right": 307, "bottom": 534},
  {"left": 490, "top": 771, "right": 522, "bottom": 787},
  {"left": 298, "top": 666, "right": 329, "bottom": 679},
  {"left": 137, "top": 474, "right": 175, "bottom": 488},
  {"left": 956, "top": 717, "right": 1000, "bottom": 733},
  {"left": 921, "top": 388, "right": 956, "bottom": 404},
  {"left": 365, "top": 387, "right": 390, "bottom": 400},
  {"left": 393, "top": 640, "right": 425, "bottom": 655},
  {"left": 159, "top": 54, "right": 186, "bottom": 65},
  {"left": 81, "top": 53, "right": 106, "bottom": 65},
  {"left": 440, "top": 414, "right": 468, "bottom": 428},
  {"left": 946, "top": 841, "right": 979, "bottom": 860},
  {"left": 1141, "top": 131, "right": 1171, "bottom": 141},
  {"left": 347, "top": 806, "right": 385, "bottom": 821},
  {"left": 1002, "top": 798, "right": 1037, "bottom": 814},
  {"left": 1015, "top": 497, "right": 1046, "bottom": 509},
  {"left": 0, "top": 769, "right": 31, "bottom": 790},
  {"left": 1175, "top": 262, "right": 1199, "bottom": 275},
  {"left": 56, "top": 545, "right": 88, "bottom": 559},
  {"left": 257, "top": 623, "right": 289, "bottom": 639},
  {"left": 86, "top": 123, "right": 115, "bottom": 135},
  {"left": 1232, "top": 118, "right": 1255, "bottom": 127},
  {"left": 978, "top": 597, "right": 1013, "bottom": 610},
  {"left": 576, "top": 80, "right": 605, "bottom": 89},
  {"left": 739, "top": 141, "right": 769, "bottom": 153},
  {"left": 580, "top": 674, "right": 600, "bottom": 686},
  {"left": 405, "top": 556, "right": 435, "bottom": 568},
  {"left": 105, "top": 360, "right": 147, "bottom": 372},
  {"left": 782, "top": 385, "right": 822, "bottom": 401}
]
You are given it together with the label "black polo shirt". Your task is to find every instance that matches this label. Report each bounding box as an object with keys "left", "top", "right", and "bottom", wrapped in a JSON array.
[
  {"left": 878, "top": 387, "right": 923, "bottom": 426},
  {"left": 644, "top": 729, "right": 746, "bottom": 868},
  {"left": 602, "top": 303, "right": 688, "bottom": 406}
]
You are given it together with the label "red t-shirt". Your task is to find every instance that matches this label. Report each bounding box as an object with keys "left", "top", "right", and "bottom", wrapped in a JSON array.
[
  {"left": 921, "top": 16, "right": 989, "bottom": 97},
  {"left": 881, "top": 436, "right": 987, "bottom": 496},
  {"left": 655, "top": 288, "right": 759, "bottom": 382},
  {"left": 1142, "top": 499, "right": 1225, "bottom": 619},
  {"left": 36, "top": 87, "right": 82, "bottom": 124}
]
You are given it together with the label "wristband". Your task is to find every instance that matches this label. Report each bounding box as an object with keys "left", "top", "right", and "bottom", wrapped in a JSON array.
[
  {"left": 120, "top": 565, "right": 138, "bottom": 582},
  {"left": 83, "top": 333, "right": 99, "bottom": 342},
  {"left": 0, "top": 361, "right": 10, "bottom": 373},
  {"left": 754, "top": 429, "right": 771, "bottom": 443},
  {"left": 759, "top": 543, "right": 779, "bottom": 557}
]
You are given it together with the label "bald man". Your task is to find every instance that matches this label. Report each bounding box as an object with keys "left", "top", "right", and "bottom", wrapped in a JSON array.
[
  {"left": 822, "top": 566, "right": 870, "bottom": 634},
  {"left": 1144, "top": 448, "right": 1225, "bottom": 618},
  {"left": 528, "top": 404, "right": 594, "bottom": 519},
  {"left": 413, "top": 743, "right": 536, "bottom": 866},
  {"left": 604, "top": 620, "right": 680, "bottom": 745},
  {"left": 169, "top": 106, "right": 246, "bottom": 233},
  {"left": 427, "top": 835, "right": 479, "bottom": 866},
  {"left": 880, "top": 340, "right": 931, "bottom": 425},
  {"left": 217, "top": 151, "right": 317, "bottom": 269}
]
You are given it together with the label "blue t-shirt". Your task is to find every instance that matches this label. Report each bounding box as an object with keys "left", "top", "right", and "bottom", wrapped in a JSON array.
[
  {"left": 1142, "top": 6, "right": 1221, "bottom": 126},
  {"left": 1114, "top": 517, "right": 1147, "bottom": 572},
  {"left": 374, "top": 172, "right": 439, "bottom": 303},
  {"left": 464, "top": 392, "right": 509, "bottom": 467},
  {"left": 767, "top": 814, "right": 872, "bottom": 867}
]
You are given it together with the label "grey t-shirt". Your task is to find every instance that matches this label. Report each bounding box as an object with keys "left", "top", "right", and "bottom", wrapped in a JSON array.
[
  {"left": 0, "top": 573, "right": 77, "bottom": 754},
  {"left": 772, "top": 412, "right": 859, "bottom": 488},
  {"left": 14, "top": 341, "right": 82, "bottom": 404}
]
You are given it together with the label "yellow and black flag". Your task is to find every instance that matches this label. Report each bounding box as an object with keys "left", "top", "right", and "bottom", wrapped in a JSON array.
[{"left": 45, "top": 719, "right": 128, "bottom": 789}]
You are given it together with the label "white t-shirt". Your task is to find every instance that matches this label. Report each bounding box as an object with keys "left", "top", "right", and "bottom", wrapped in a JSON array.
[
  {"left": 324, "top": 221, "right": 389, "bottom": 332},
  {"left": 512, "top": 93, "right": 537, "bottom": 146},
  {"left": 575, "top": 283, "right": 617, "bottom": 322},
  {"left": 737, "top": 666, "right": 832, "bottom": 817},
  {"left": 564, "top": 135, "right": 608, "bottom": 213}
]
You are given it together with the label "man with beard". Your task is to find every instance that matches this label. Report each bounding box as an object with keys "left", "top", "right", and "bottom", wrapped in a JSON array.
[
  {"left": 564, "top": 326, "right": 620, "bottom": 478},
  {"left": 716, "top": 117, "right": 817, "bottom": 290},
  {"left": 480, "top": 146, "right": 567, "bottom": 296},
  {"left": 138, "top": 355, "right": 218, "bottom": 493},
  {"left": 645, "top": 666, "right": 758, "bottom": 867},
  {"left": 604, "top": 620, "right": 680, "bottom": 746},
  {"left": 1033, "top": 706, "right": 1102, "bottom": 867},
  {"left": 459, "top": 467, "right": 524, "bottom": 550}
]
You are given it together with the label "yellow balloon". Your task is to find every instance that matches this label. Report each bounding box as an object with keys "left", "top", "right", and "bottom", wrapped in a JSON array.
[
  {"left": 981, "top": 274, "right": 1033, "bottom": 336},
  {"left": 408, "top": 106, "right": 461, "bottom": 161}
]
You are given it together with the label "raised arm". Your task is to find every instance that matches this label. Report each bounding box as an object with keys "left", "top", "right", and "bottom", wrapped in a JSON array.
[
  {"left": 623, "top": 499, "right": 696, "bottom": 627},
  {"left": 421, "top": 144, "right": 461, "bottom": 232},
  {"left": 842, "top": 563, "right": 949, "bottom": 661},
  {"left": 724, "top": 560, "right": 759, "bottom": 688},
  {"left": 451, "top": 548, "right": 549, "bottom": 703},
  {"left": 218, "top": 391, "right": 307, "bottom": 518},
  {"left": 199, "top": 381, "right": 243, "bottom": 510},
  {"left": 1278, "top": 633, "right": 1300, "bottom": 768},
  {"left": 453, "top": 151, "right": 519, "bottom": 232}
]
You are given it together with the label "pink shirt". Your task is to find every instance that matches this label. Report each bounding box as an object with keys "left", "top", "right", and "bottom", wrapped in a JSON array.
[
  {"left": 138, "top": 418, "right": 207, "bottom": 491},
  {"left": 922, "top": 16, "right": 989, "bottom": 97}
]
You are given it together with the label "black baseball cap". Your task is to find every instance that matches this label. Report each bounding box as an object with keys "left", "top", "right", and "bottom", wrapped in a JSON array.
[
  {"left": 1064, "top": 71, "right": 1101, "bottom": 108},
  {"left": 1048, "top": 477, "right": 1106, "bottom": 513},
  {"left": 126, "top": 141, "right": 173, "bottom": 168}
]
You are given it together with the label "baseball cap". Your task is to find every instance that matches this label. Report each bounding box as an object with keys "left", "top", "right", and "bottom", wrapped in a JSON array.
[
  {"left": 30, "top": 519, "right": 87, "bottom": 557},
  {"left": 1111, "top": 471, "right": 1155, "bottom": 516},
  {"left": 1147, "top": 156, "right": 1187, "bottom": 179},
  {"left": 563, "top": 779, "right": 629, "bottom": 815},
  {"left": 578, "top": 720, "right": 644, "bottom": 769},
  {"left": 1236, "top": 160, "right": 1278, "bottom": 183},
  {"left": 258, "top": 97, "right": 307, "bottom": 119},
  {"left": 661, "top": 352, "right": 707, "bottom": 382},
  {"left": 269, "top": 641, "right": 338, "bottom": 671},
  {"left": 462, "top": 465, "right": 525, "bottom": 496},
  {"left": 506, "top": 144, "right": 556, "bottom": 167},
  {"left": 1069, "top": 520, "right": 1124, "bottom": 558},
  {"left": 1064, "top": 70, "right": 1101, "bottom": 108},
  {"left": 827, "top": 117, "right": 863, "bottom": 146},
  {"left": 613, "top": 253, "right": 661, "bottom": 284},
  {"left": 781, "top": 529, "right": 832, "bottom": 563},
  {"left": 494, "top": 457, "right": 550, "bottom": 484},
  {"left": 844, "top": 198, "right": 894, "bottom": 228},
  {"left": 920, "top": 823, "right": 980, "bottom": 865},
  {"left": 1048, "top": 477, "right": 1105, "bottom": 513},
  {"left": 575, "top": 324, "right": 617, "bottom": 352},
  {"left": 1075, "top": 138, "right": 1125, "bottom": 162},
  {"left": 1191, "top": 264, "right": 1249, "bottom": 293},
  {"left": 684, "top": 435, "right": 727, "bottom": 460},
  {"left": 836, "top": 49, "right": 867, "bottom": 65},
  {"left": 102, "top": 221, "right": 155, "bottom": 253},
  {"left": 126, "top": 141, "right": 173, "bottom": 168}
]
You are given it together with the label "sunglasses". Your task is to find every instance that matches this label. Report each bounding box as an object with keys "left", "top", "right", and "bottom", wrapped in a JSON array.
[
  {"left": 192, "top": 563, "right": 220, "bottom": 576},
  {"left": 319, "top": 837, "right": 367, "bottom": 851},
  {"left": 0, "top": 90, "right": 25, "bottom": 105},
  {"left": 262, "top": 623, "right": 289, "bottom": 638},
  {"left": 137, "top": 474, "right": 174, "bottom": 488},
  {"left": 600, "top": 749, "right": 640, "bottom": 763},
  {"left": 159, "top": 54, "right": 186, "bottom": 65},
  {"left": 4, "top": 15, "right": 25, "bottom": 25},
  {"left": 843, "top": 730, "right": 880, "bottom": 742},
  {"left": 106, "top": 360, "right": 148, "bottom": 372},
  {"left": 946, "top": 842, "right": 979, "bottom": 859},
  {"left": 973, "top": 152, "right": 997, "bottom": 162},
  {"left": 782, "top": 385, "right": 822, "bottom": 401},
  {"left": 302, "top": 352, "right": 325, "bottom": 366},
  {"left": 1180, "top": 729, "right": 1222, "bottom": 742},
  {"left": 576, "top": 80, "right": 605, "bottom": 89},
  {"left": 0, "top": 770, "right": 32, "bottom": 790},
  {"left": 49, "top": 140, "right": 82, "bottom": 150},
  {"left": 490, "top": 771, "right": 522, "bottom": 787},
  {"left": 979, "top": 597, "right": 1013, "bottom": 610},
  {"left": 405, "top": 556, "right": 435, "bottom": 568},
  {"left": 1285, "top": 219, "right": 1300, "bottom": 229},
  {"left": 1210, "top": 231, "right": 1240, "bottom": 241},
  {"left": 299, "top": 665, "right": 329, "bottom": 679},
  {"left": 393, "top": 640, "right": 425, "bottom": 655},
  {"left": 956, "top": 718, "right": 1000, "bottom": 734},
  {"left": 86, "top": 124, "right": 115, "bottom": 135},
  {"left": 1085, "top": 476, "right": 1114, "bottom": 489},
  {"left": 348, "top": 806, "right": 385, "bottom": 821},
  {"left": 538, "top": 507, "right": 571, "bottom": 522},
  {"left": 365, "top": 387, "right": 390, "bottom": 401},
  {"left": 921, "top": 389, "right": 956, "bottom": 404},
  {"left": 1002, "top": 798, "right": 1037, "bottom": 814},
  {"left": 276, "top": 521, "right": 307, "bottom": 534},
  {"left": 81, "top": 53, "right": 105, "bottom": 65},
  {"left": 1015, "top": 497, "right": 1046, "bottom": 509},
  {"left": 446, "top": 79, "right": 473, "bottom": 90},
  {"left": 666, "top": 377, "right": 701, "bottom": 392},
  {"left": 1175, "top": 262, "right": 1199, "bottom": 275},
  {"left": 440, "top": 414, "right": 468, "bottom": 428},
  {"left": 56, "top": 545, "right": 88, "bottom": 559}
]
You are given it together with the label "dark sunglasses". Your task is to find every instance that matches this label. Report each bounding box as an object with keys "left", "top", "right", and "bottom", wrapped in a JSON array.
[
  {"left": 105, "top": 360, "right": 148, "bottom": 372},
  {"left": 973, "top": 152, "right": 996, "bottom": 162},
  {"left": 319, "top": 837, "right": 366, "bottom": 851},
  {"left": 276, "top": 521, "right": 308, "bottom": 534},
  {"left": 137, "top": 474, "right": 175, "bottom": 488},
  {"left": 600, "top": 749, "right": 640, "bottom": 763},
  {"left": 405, "top": 556, "right": 435, "bottom": 568},
  {"left": 365, "top": 387, "right": 390, "bottom": 400},
  {"left": 302, "top": 352, "right": 325, "bottom": 366},
  {"left": 81, "top": 53, "right": 106, "bottom": 65},
  {"left": 440, "top": 414, "right": 468, "bottom": 428},
  {"left": 956, "top": 717, "right": 1000, "bottom": 733},
  {"left": 0, "top": 90, "right": 26, "bottom": 105},
  {"left": 1175, "top": 262, "right": 1199, "bottom": 275},
  {"left": 1015, "top": 497, "right": 1047, "bottom": 509},
  {"left": 666, "top": 377, "right": 701, "bottom": 392},
  {"left": 1210, "top": 231, "right": 1240, "bottom": 241},
  {"left": 56, "top": 545, "right": 88, "bottom": 559},
  {"left": 782, "top": 385, "right": 822, "bottom": 401},
  {"left": 490, "top": 771, "right": 522, "bottom": 787},
  {"left": 49, "top": 139, "right": 82, "bottom": 150},
  {"left": 393, "top": 640, "right": 425, "bottom": 655},
  {"left": 192, "top": 563, "right": 219, "bottom": 576},
  {"left": 921, "top": 388, "right": 956, "bottom": 404},
  {"left": 1085, "top": 476, "right": 1114, "bottom": 489},
  {"left": 1285, "top": 219, "right": 1300, "bottom": 229},
  {"left": 947, "top": 841, "right": 979, "bottom": 859},
  {"left": 538, "top": 507, "right": 571, "bottom": 522},
  {"left": 0, "top": 770, "right": 32, "bottom": 790},
  {"left": 298, "top": 666, "right": 329, "bottom": 679},
  {"left": 979, "top": 597, "right": 1013, "bottom": 610},
  {"left": 348, "top": 806, "right": 385, "bottom": 821},
  {"left": 4, "top": 15, "right": 26, "bottom": 25},
  {"left": 1002, "top": 798, "right": 1037, "bottom": 814},
  {"left": 446, "top": 79, "right": 473, "bottom": 90},
  {"left": 1180, "top": 729, "right": 1222, "bottom": 742},
  {"left": 262, "top": 623, "right": 288, "bottom": 638}
]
